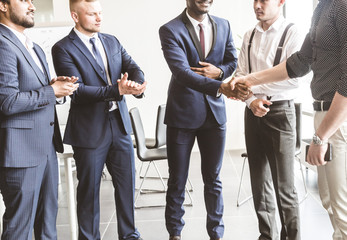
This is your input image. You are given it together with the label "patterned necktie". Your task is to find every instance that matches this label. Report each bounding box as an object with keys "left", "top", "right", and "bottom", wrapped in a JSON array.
[
  {"left": 89, "top": 37, "right": 106, "bottom": 73},
  {"left": 198, "top": 23, "right": 205, "bottom": 58}
]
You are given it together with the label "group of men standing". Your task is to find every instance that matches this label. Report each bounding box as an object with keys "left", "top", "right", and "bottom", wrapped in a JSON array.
[{"left": 0, "top": 0, "right": 346, "bottom": 240}]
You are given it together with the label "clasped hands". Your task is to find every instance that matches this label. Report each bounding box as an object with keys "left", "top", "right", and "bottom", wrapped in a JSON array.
[
  {"left": 118, "top": 72, "right": 147, "bottom": 96},
  {"left": 190, "top": 62, "right": 251, "bottom": 101},
  {"left": 50, "top": 76, "right": 79, "bottom": 98}
]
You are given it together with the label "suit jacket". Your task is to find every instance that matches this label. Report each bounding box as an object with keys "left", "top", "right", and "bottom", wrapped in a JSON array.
[
  {"left": 159, "top": 10, "right": 238, "bottom": 129},
  {"left": 52, "top": 29, "right": 144, "bottom": 149},
  {"left": 0, "top": 25, "right": 63, "bottom": 168}
]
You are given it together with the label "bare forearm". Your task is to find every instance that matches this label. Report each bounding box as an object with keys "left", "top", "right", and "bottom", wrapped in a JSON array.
[
  {"left": 247, "top": 61, "right": 290, "bottom": 86},
  {"left": 316, "top": 92, "right": 347, "bottom": 140}
]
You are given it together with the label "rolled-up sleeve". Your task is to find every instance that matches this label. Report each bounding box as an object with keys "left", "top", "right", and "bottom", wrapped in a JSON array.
[{"left": 286, "top": 33, "right": 312, "bottom": 79}]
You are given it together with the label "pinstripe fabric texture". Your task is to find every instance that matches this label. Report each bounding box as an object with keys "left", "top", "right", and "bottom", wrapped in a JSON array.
[{"left": 0, "top": 24, "right": 63, "bottom": 168}]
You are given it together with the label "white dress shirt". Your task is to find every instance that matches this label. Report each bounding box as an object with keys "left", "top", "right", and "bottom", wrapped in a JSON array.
[
  {"left": 74, "top": 28, "right": 117, "bottom": 111},
  {"left": 235, "top": 16, "right": 303, "bottom": 107},
  {"left": 186, "top": 10, "right": 213, "bottom": 58}
]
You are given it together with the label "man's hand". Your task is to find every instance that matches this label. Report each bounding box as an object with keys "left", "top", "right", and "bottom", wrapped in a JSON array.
[
  {"left": 219, "top": 79, "right": 250, "bottom": 100},
  {"left": 230, "top": 76, "right": 252, "bottom": 90},
  {"left": 190, "top": 61, "right": 221, "bottom": 79},
  {"left": 50, "top": 76, "right": 79, "bottom": 85},
  {"left": 51, "top": 78, "right": 79, "bottom": 98},
  {"left": 249, "top": 99, "right": 272, "bottom": 117},
  {"left": 306, "top": 143, "right": 329, "bottom": 166},
  {"left": 118, "top": 72, "right": 147, "bottom": 96}
]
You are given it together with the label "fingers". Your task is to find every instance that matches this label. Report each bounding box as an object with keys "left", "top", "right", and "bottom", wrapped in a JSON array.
[{"left": 306, "top": 144, "right": 328, "bottom": 166}]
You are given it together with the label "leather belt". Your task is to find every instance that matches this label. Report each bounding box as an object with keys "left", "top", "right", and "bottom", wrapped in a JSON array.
[
  {"left": 313, "top": 101, "right": 331, "bottom": 111},
  {"left": 269, "top": 100, "right": 293, "bottom": 107}
]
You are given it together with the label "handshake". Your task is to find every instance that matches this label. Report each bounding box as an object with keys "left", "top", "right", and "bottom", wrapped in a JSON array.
[{"left": 219, "top": 77, "right": 251, "bottom": 101}]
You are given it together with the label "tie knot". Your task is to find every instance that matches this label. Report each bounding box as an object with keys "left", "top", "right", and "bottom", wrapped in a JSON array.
[
  {"left": 90, "top": 37, "right": 96, "bottom": 45},
  {"left": 198, "top": 23, "right": 204, "bottom": 29}
]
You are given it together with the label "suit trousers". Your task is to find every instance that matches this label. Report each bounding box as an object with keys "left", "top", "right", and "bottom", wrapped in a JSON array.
[
  {"left": 72, "top": 110, "right": 140, "bottom": 240},
  {"left": 244, "top": 102, "right": 300, "bottom": 240},
  {"left": 0, "top": 144, "right": 59, "bottom": 240},
  {"left": 314, "top": 111, "right": 347, "bottom": 240},
  {"left": 165, "top": 108, "right": 226, "bottom": 239}
]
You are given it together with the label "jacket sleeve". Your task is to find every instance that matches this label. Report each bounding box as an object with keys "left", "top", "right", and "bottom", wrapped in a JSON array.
[
  {"left": 159, "top": 24, "right": 223, "bottom": 97},
  {"left": 0, "top": 40, "right": 56, "bottom": 116}
]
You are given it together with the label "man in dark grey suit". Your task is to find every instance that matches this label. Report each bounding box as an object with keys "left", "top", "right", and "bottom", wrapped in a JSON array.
[{"left": 0, "top": 0, "right": 78, "bottom": 239}]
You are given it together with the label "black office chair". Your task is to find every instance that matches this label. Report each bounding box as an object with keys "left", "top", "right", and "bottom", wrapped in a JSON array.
[
  {"left": 129, "top": 107, "right": 193, "bottom": 208},
  {"left": 236, "top": 103, "right": 308, "bottom": 207},
  {"left": 136, "top": 104, "right": 193, "bottom": 191}
]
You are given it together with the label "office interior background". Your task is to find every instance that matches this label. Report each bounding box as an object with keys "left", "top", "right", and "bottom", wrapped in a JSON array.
[{"left": 1, "top": 0, "right": 334, "bottom": 239}]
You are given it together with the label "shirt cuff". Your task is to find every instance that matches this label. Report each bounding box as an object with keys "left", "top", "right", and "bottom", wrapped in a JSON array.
[
  {"left": 245, "top": 95, "right": 257, "bottom": 108},
  {"left": 56, "top": 97, "right": 64, "bottom": 104}
]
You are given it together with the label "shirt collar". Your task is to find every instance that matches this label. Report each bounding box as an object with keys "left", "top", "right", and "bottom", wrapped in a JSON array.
[
  {"left": 255, "top": 15, "right": 285, "bottom": 33},
  {"left": 186, "top": 9, "right": 210, "bottom": 28},
  {"left": 0, "top": 23, "right": 28, "bottom": 48},
  {"left": 73, "top": 27, "right": 99, "bottom": 42}
]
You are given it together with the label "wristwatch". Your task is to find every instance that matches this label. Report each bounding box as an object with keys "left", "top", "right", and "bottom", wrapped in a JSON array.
[
  {"left": 312, "top": 133, "right": 328, "bottom": 145},
  {"left": 218, "top": 68, "right": 224, "bottom": 80}
]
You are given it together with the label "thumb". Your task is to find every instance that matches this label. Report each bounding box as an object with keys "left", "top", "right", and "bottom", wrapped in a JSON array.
[
  {"left": 199, "top": 61, "right": 209, "bottom": 66},
  {"left": 262, "top": 100, "right": 272, "bottom": 106},
  {"left": 122, "top": 72, "right": 128, "bottom": 81},
  {"left": 118, "top": 72, "right": 128, "bottom": 83}
]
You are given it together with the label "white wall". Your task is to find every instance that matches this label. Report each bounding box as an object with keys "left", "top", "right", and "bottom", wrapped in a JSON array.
[{"left": 35, "top": 0, "right": 257, "bottom": 150}]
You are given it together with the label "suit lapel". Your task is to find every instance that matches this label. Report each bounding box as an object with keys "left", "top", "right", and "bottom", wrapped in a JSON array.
[
  {"left": 33, "top": 44, "right": 50, "bottom": 83},
  {"left": 181, "top": 10, "right": 205, "bottom": 61},
  {"left": 0, "top": 25, "right": 47, "bottom": 86},
  {"left": 98, "top": 33, "right": 114, "bottom": 83},
  {"left": 68, "top": 30, "right": 108, "bottom": 84},
  {"left": 209, "top": 15, "right": 217, "bottom": 57}
]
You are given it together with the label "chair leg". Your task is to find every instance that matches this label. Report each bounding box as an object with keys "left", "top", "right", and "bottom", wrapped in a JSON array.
[
  {"left": 237, "top": 156, "right": 253, "bottom": 207},
  {"left": 135, "top": 161, "right": 166, "bottom": 209},
  {"left": 187, "top": 177, "right": 193, "bottom": 192},
  {"left": 296, "top": 155, "right": 308, "bottom": 204},
  {"left": 184, "top": 185, "right": 193, "bottom": 206}
]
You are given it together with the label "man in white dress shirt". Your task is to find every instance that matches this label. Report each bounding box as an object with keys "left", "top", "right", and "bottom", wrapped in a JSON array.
[{"left": 235, "top": 0, "right": 303, "bottom": 239}]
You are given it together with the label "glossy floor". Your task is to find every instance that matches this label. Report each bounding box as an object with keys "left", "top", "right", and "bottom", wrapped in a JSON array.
[{"left": 56, "top": 149, "right": 333, "bottom": 240}]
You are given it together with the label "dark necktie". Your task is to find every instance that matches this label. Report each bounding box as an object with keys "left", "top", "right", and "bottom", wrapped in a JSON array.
[
  {"left": 90, "top": 37, "right": 113, "bottom": 109},
  {"left": 89, "top": 37, "right": 106, "bottom": 73},
  {"left": 198, "top": 23, "right": 205, "bottom": 58}
]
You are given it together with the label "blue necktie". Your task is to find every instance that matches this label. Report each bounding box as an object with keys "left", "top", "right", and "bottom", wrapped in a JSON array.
[
  {"left": 90, "top": 37, "right": 113, "bottom": 109},
  {"left": 89, "top": 37, "right": 106, "bottom": 74}
]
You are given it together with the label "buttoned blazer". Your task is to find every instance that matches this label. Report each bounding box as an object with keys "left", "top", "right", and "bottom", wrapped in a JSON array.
[
  {"left": 0, "top": 24, "right": 63, "bottom": 168},
  {"left": 52, "top": 30, "right": 144, "bottom": 148},
  {"left": 159, "top": 10, "right": 238, "bottom": 129}
]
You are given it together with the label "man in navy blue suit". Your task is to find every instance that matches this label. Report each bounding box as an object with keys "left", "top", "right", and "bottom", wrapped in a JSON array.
[
  {"left": 159, "top": 1, "right": 248, "bottom": 239},
  {"left": 52, "top": 0, "right": 146, "bottom": 239},
  {"left": 0, "top": 0, "right": 78, "bottom": 239}
]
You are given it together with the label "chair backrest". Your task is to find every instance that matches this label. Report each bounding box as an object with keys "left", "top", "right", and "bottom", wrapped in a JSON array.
[
  {"left": 129, "top": 107, "right": 147, "bottom": 160},
  {"left": 295, "top": 102, "right": 302, "bottom": 154},
  {"left": 155, "top": 104, "right": 167, "bottom": 148}
]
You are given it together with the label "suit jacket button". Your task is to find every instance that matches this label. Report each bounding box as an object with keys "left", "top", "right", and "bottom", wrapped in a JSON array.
[{"left": 50, "top": 122, "right": 54, "bottom": 126}]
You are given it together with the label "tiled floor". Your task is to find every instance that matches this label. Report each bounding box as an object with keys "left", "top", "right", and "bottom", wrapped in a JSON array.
[{"left": 56, "top": 149, "right": 333, "bottom": 240}]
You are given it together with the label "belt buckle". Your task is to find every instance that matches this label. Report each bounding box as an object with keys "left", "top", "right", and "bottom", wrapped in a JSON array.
[{"left": 320, "top": 101, "right": 324, "bottom": 111}]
